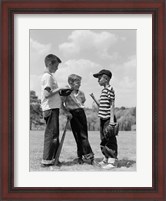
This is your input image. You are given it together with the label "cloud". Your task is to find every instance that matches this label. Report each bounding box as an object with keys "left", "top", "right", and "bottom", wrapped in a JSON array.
[
  {"left": 124, "top": 55, "right": 136, "bottom": 69},
  {"left": 58, "top": 42, "right": 79, "bottom": 57},
  {"left": 30, "top": 38, "right": 51, "bottom": 55},
  {"left": 110, "top": 55, "right": 136, "bottom": 104},
  {"left": 30, "top": 38, "right": 52, "bottom": 74},
  {"left": 30, "top": 74, "right": 42, "bottom": 98},
  {"left": 110, "top": 55, "right": 136, "bottom": 80},
  {"left": 100, "top": 51, "right": 119, "bottom": 60},
  {"left": 59, "top": 30, "right": 118, "bottom": 59},
  {"left": 56, "top": 59, "right": 99, "bottom": 87},
  {"left": 118, "top": 76, "right": 136, "bottom": 91},
  {"left": 123, "top": 55, "right": 136, "bottom": 82}
]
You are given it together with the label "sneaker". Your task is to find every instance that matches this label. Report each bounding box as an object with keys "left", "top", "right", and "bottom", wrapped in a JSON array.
[
  {"left": 99, "top": 157, "right": 108, "bottom": 166},
  {"left": 102, "top": 158, "right": 116, "bottom": 169},
  {"left": 41, "top": 163, "right": 54, "bottom": 167},
  {"left": 78, "top": 158, "right": 84, "bottom": 164},
  {"left": 90, "top": 158, "right": 95, "bottom": 165},
  {"left": 102, "top": 163, "right": 115, "bottom": 169},
  {"left": 108, "top": 157, "right": 116, "bottom": 165},
  {"left": 54, "top": 160, "right": 62, "bottom": 166}
]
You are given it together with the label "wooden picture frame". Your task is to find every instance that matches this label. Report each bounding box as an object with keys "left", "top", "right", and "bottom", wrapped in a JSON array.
[{"left": 1, "top": 0, "right": 165, "bottom": 200}]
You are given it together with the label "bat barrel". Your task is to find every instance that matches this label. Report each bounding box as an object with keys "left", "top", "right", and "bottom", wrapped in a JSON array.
[{"left": 54, "top": 119, "right": 69, "bottom": 166}]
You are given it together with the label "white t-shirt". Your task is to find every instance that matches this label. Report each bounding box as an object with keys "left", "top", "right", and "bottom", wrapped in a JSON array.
[{"left": 41, "top": 72, "right": 61, "bottom": 111}]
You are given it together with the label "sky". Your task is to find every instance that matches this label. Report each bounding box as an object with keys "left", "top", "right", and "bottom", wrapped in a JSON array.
[{"left": 30, "top": 29, "right": 136, "bottom": 108}]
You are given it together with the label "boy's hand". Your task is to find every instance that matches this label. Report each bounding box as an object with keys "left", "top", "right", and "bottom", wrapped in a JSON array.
[
  {"left": 66, "top": 112, "right": 72, "bottom": 120},
  {"left": 90, "top": 93, "right": 95, "bottom": 99},
  {"left": 104, "top": 122, "right": 119, "bottom": 139}
]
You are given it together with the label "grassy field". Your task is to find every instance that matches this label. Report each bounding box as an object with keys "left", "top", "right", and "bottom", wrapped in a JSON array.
[{"left": 30, "top": 130, "right": 136, "bottom": 172}]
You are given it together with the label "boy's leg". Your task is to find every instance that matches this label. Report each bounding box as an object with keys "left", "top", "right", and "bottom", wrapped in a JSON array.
[
  {"left": 101, "top": 135, "right": 118, "bottom": 169},
  {"left": 105, "top": 136, "right": 118, "bottom": 159},
  {"left": 42, "top": 109, "right": 60, "bottom": 165},
  {"left": 73, "top": 110, "right": 94, "bottom": 161},
  {"left": 99, "top": 118, "right": 118, "bottom": 167},
  {"left": 70, "top": 116, "right": 84, "bottom": 162},
  {"left": 100, "top": 119, "right": 108, "bottom": 159}
]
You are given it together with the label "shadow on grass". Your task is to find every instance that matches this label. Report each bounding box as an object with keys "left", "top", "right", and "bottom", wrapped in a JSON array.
[
  {"left": 95, "top": 157, "right": 136, "bottom": 168},
  {"left": 60, "top": 158, "right": 79, "bottom": 166},
  {"left": 60, "top": 158, "right": 94, "bottom": 166},
  {"left": 60, "top": 157, "right": 136, "bottom": 168},
  {"left": 115, "top": 159, "right": 136, "bottom": 168}
]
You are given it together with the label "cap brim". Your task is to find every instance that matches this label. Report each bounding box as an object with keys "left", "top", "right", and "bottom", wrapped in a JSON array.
[{"left": 93, "top": 73, "right": 100, "bottom": 78}]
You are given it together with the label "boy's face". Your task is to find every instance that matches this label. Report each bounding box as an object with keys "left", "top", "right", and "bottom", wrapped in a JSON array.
[
  {"left": 48, "top": 60, "right": 59, "bottom": 73},
  {"left": 70, "top": 80, "right": 81, "bottom": 90},
  {"left": 98, "top": 74, "right": 108, "bottom": 86}
]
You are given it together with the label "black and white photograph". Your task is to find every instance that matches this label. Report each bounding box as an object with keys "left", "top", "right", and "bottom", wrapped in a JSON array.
[
  {"left": 2, "top": 0, "right": 165, "bottom": 198},
  {"left": 30, "top": 29, "right": 136, "bottom": 172}
]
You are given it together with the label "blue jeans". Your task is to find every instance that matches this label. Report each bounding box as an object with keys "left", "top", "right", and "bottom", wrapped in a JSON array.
[
  {"left": 100, "top": 118, "right": 118, "bottom": 159},
  {"left": 70, "top": 108, "right": 94, "bottom": 160},
  {"left": 42, "top": 109, "right": 59, "bottom": 164}
]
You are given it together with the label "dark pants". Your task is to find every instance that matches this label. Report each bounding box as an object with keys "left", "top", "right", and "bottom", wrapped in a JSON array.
[
  {"left": 70, "top": 108, "right": 94, "bottom": 160},
  {"left": 100, "top": 118, "right": 118, "bottom": 159},
  {"left": 42, "top": 109, "right": 59, "bottom": 164}
]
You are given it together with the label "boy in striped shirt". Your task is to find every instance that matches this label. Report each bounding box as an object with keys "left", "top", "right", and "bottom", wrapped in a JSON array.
[{"left": 93, "top": 69, "right": 118, "bottom": 169}]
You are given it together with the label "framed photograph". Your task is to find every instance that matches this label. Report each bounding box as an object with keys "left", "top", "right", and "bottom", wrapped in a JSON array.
[{"left": 1, "top": 0, "right": 165, "bottom": 200}]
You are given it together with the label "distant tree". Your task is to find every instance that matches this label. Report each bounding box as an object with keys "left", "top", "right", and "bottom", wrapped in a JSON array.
[
  {"left": 117, "top": 107, "right": 136, "bottom": 131},
  {"left": 58, "top": 106, "right": 136, "bottom": 132},
  {"left": 85, "top": 108, "right": 99, "bottom": 131},
  {"left": 30, "top": 90, "right": 43, "bottom": 130},
  {"left": 130, "top": 107, "right": 136, "bottom": 116},
  {"left": 92, "top": 102, "right": 98, "bottom": 113}
]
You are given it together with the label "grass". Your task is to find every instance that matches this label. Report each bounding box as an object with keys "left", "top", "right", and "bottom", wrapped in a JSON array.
[{"left": 30, "top": 130, "right": 136, "bottom": 172}]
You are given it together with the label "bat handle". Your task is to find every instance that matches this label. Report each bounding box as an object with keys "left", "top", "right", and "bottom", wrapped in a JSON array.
[{"left": 90, "top": 93, "right": 99, "bottom": 107}]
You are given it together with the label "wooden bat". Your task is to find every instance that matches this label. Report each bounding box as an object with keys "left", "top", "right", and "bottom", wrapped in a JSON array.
[
  {"left": 89, "top": 93, "right": 100, "bottom": 107},
  {"left": 54, "top": 118, "right": 69, "bottom": 165},
  {"left": 90, "top": 92, "right": 115, "bottom": 123}
]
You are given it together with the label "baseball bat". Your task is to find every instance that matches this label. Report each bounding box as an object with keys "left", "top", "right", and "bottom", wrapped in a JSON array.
[
  {"left": 89, "top": 93, "right": 100, "bottom": 107},
  {"left": 54, "top": 118, "right": 69, "bottom": 165}
]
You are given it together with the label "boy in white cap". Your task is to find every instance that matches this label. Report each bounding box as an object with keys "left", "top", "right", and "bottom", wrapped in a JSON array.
[{"left": 92, "top": 69, "right": 118, "bottom": 169}]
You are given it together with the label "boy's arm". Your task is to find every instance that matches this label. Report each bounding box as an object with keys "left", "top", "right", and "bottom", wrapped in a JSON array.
[
  {"left": 109, "top": 88, "right": 115, "bottom": 125},
  {"left": 43, "top": 74, "right": 70, "bottom": 98},
  {"left": 109, "top": 100, "right": 115, "bottom": 125},
  {"left": 44, "top": 87, "right": 60, "bottom": 98},
  {"left": 43, "top": 74, "right": 61, "bottom": 98},
  {"left": 81, "top": 91, "right": 86, "bottom": 104},
  {"left": 44, "top": 87, "right": 70, "bottom": 98},
  {"left": 61, "top": 98, "right": 72, "bottom": 120}
]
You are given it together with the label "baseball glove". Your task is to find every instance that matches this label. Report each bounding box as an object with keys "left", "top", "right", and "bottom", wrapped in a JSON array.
[
  {"left": 59, "top": 89, "right": 73, "bottom": 96},
  {"left": 103, "top": 120, "right": 119, "bottom": 139}
]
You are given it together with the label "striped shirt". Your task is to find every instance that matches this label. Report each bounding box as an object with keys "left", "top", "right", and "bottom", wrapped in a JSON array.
[{"left": 98, "top": 85, "right": 115, "bottom": 119}]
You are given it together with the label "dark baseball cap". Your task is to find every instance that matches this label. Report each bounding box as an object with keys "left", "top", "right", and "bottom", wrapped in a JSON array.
[{"left": 93, "top": 69, "right": 112, "bottom": 79}]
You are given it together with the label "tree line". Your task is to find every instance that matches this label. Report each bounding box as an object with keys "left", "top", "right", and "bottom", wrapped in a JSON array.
[{"left": 30, "top": 90, "right": 136, "bottom": 131}]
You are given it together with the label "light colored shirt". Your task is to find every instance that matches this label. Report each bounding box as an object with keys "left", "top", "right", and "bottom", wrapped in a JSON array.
[
  {"left": 98, "top": 85, "right": 115, "bottom": 119},
  {"left": 41, "top": 72, "right": 61, "bottom": 111},
  {"left": 62, "top": 90, "right": 86, "bottom": 110}
]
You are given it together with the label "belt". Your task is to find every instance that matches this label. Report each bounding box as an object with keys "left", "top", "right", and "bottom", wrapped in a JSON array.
[{"left": 70, "top": 108, "right": 83, "bottom": 113}]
